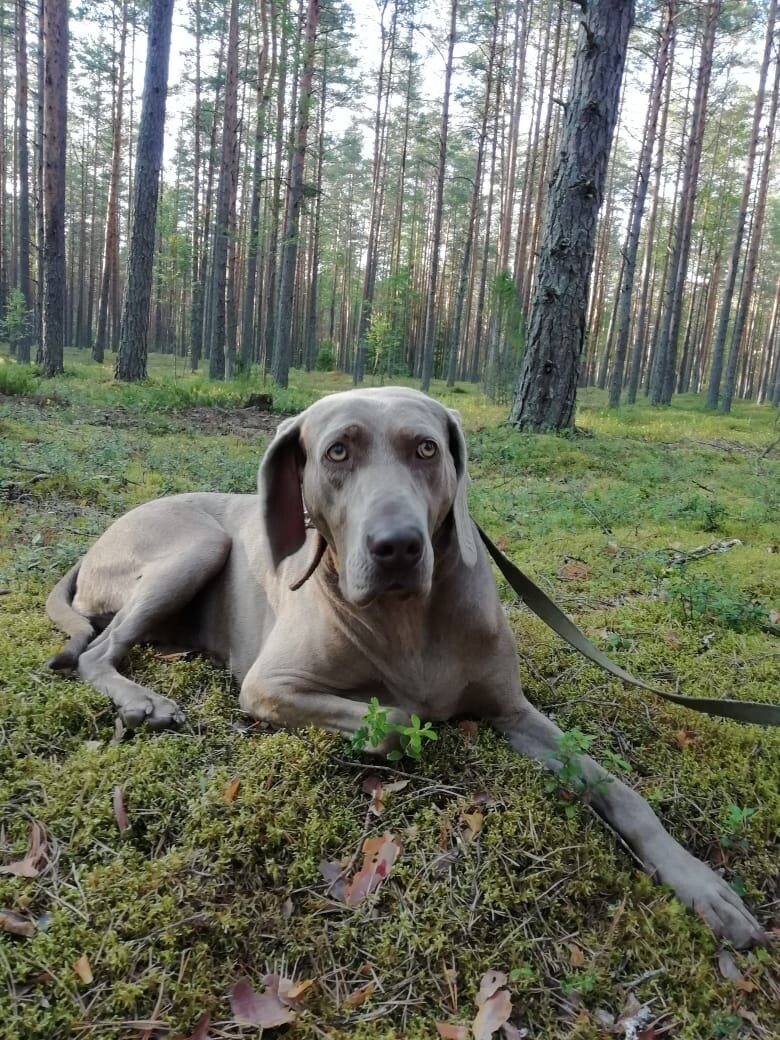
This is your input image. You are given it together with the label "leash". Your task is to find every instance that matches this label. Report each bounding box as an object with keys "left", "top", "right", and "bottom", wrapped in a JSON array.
[{"left": 477, "top": 525, "right": 780, "bottom": 727}]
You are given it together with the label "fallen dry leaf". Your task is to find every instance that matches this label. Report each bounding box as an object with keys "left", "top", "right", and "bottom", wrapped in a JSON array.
[
  {"left": 663, "top": 629, "right": 682, "bottom": 649},
  {"left": 606, "top": 541, "right": 620, "bottom": 557},
  {"left": 223, "top": 776, "right": 241, "bottom": 802},
  {"left": 342, "top": 980, "right": 376, "bottom": 1008},
  {"left": 436, "top": 1024, "right": 470, "bottom": 1039},
  {"left": 770, "top": 609, "right": 779, "bottom": 625},
  {"left": 472, "top": 988, "right": 512, "bottom": 1039},
  {"left": 280, "top": 977, "right": 315, "bottom": 1002},
  {"left": 362, "top": 774, "right": 385, "bottom": 815},
  {"left": 113, "top": 786, "right": 129, "bottom": 833},
  {"left": 281, "top": 896, "right": 293, "bottom": 920},
  {"left": 476, "top": 971, "right": 508, "bottom": 1005},
  {"left": 73, "top": 953, "right": 93, "bottom": 984},
  {"left": 459, "top": 811, "right": 484, "bottom": 845},
  {"left": 458, "top": 720, "right": 479, "bottom": 742},
  {"left": 674, "top": 728, "right": 695, "bottom": 749},
  {"left": 181, "top": 1011, "right": 211, "bottom": 1040},
  {"left": 568, "top": 942, "right": 586, "bottom": 968},
  {"left": 229, "top": 976, "right": 297, "bottom": 1028},
  {"left": 320, "top": 859, "right": 348, "bottom": 901},
  {"left": 0, "top": 909, "right": 36, "bottom": 938},
  {"left": 345, "top": 834, "right": 401, "bottom": 906},
  {"left": 559, "top": 560, "right": 591, "bottom": 581},
  {"left": 0, "top": 821, "right": 48, "bottom": 878},
  {"left": 717, "top": 950, "right": 756, "bottom": 992}
]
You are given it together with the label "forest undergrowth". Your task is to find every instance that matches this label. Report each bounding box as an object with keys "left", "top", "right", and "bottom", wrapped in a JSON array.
[{"left": 0, "top": 350, "right": 778, "bottom": 1039}]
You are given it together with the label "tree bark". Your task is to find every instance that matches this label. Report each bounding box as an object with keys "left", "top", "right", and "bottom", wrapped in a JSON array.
[
  {"left": 271, "top": 0, "right": 319, "bottom": 388},
  {"left": 115, "top": 0, "right": 174, "bottom": 382},
  {"left": 94, "top": 0, "right": 128, "bottom": 364},
  {"left": 721, "top": 45, "right": 780, "bottom": 413},
  {"left": 609, "top": 0, "right": 674, "bottom": 406},
  {"left": 420, "top": 0, "right": 457, "bottom": 393},
  {"left": 707, "top": 0, "right": 776, "bottom": 408},
  {"left": 40, "top": 0, "right": 68, "bottom": 377},
  {"left": 15, "top": 0, "right": 33, "bottom": 363},
  {"left": 508, "top": 0, "right": 634, "bottom": 431},
  {"left": 208, "top": 0, "right": 240, "bottom": 380}
]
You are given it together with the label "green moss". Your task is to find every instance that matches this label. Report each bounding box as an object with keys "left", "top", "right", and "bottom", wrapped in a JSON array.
[{"left": 0, "top": 355, "right": 778, "bottom": 1038}]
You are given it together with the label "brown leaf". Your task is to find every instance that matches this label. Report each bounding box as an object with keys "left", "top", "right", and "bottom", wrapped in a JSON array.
[
  {"left": 113, "top": 786, "right": 129, "bottom": 833},
  {"left": 436, "top": 1024, "right": 470, "bottom": 1039},
  {"left": 476, "top": 972, "right": 509, "bottom": 1006},
  {"left": 770, "top": 609, "right": 780, "bottom": 625},
  {"left": 459, "top": 811, "right": 484, "bottom": 845},
  {"left": 568, "top": 942, "right": 586, "bottom": 968},
  {"left": 0, "top": 821, "right": 48, "bottom": 878},
  {"left": 181, "top": 1011, "right": 211, "bottom": 1040},
  {"left": 223, "top": 776, "right": 241, "bottom": 803},
  {"left": 362, "top": 774, "right": 385, "bottom": 815},
  {"left": 0, "top": 909, "right": 36, "bottom": 938},
  {"left": 559, "top": 560, "right": 591, "bottom": 581},
  {"left": 281, "top": 896, "right": 293, "bottom": 920},
  {"left": 383, "top": 779, "right": 410, "bottom": 795},
  {"left": 674, "top": 728, "right": 695, "bottom": 749},
  {"left": 281, "top": 977, "right": 315, "bottom": 1003},
  {"left": 342, "top": 980, "right": 376, "bottom": 1008},
  {"left": 458, "top": 720, "right": 479, "bottom": 742},
  {"left": 606, "top": 541, "right": 620, "bottom": 557},
  {"left": 472, "top": 988, "right": 512, "bottom": 1040},
  {"left": 229, "top": 976, "right": 297, "bottom": 1028},
  {"left": 73, "top": 953, "right": 93, "bottom": 984},
  {"left": 345, "top": 834, "right": 401, "bottom": 906},
  {"left": 320, "top": 859, "right": 348, "bottom": 901},
  {"left": 158, "top": 651, "right": 189, "bottom": 662},
  {"left": 663, "top": 629, "right": 682, "bottom": 649},
  {"left": 717, "top": 951, "right": 756, "bottom": 992}
]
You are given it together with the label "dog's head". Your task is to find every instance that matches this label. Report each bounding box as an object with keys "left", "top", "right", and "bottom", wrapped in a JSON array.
[{"left": 259, "top": 387, "right": 477, "bottom": 604}]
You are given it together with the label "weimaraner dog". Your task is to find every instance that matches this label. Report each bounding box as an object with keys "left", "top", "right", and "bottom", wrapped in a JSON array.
[{"left": 46, "top": 386, "right": 765, "bottom": 947}]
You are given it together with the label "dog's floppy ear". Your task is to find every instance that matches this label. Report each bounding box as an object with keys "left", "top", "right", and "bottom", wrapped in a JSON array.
[
  {"left": 259, "top": 415, "right": 325, "bottom": 589},
  {"left": 446, "top": 409, "right": 478, "bottom": 568}
]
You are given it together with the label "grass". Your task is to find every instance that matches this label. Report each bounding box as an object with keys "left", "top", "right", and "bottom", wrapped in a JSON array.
[{"left": 0, "top": 348, "right": 778, "bottom": 1039}]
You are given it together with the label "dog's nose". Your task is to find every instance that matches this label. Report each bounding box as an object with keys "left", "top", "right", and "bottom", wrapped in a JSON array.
[{"left": 367, "top": 526, "right": 424, "bottom": 569}]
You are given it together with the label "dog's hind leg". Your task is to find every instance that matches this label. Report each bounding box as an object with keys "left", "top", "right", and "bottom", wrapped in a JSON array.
[
  {"left": 46, "top": 562, "right": 97, "bottom": 671},
  {"left": 75, "top": 532, "right": 231, "bottom": 729}
]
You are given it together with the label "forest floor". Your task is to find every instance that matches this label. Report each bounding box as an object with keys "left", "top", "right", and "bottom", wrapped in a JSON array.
[{"left": 1, "top": 349, "right": 779, "bottom": 1040}]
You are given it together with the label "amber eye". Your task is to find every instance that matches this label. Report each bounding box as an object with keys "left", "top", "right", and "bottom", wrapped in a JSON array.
[
  {"left": 326, "top": 441, "right": 348, "bottom": 462},
  {"left": 417, "top": 439, "right": 438, "bottom": 459}
]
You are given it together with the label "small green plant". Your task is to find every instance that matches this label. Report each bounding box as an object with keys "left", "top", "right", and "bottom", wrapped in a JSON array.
[
  {"left": 720, "top": 802, "right": 756, "bottom": 852},
  {"left": 544, "top": 730, "right": 631, "bottom": 815},
  {"left": 509, "top": 965, "right": 535, "bottom": 984},
  {"left": 665, "top": 575, "right": 769, "bottom": 632},
  {"left": 315, "top": 342, "right": 336, "bottom": 371},
  {"left": 561, "top": 971, "right": 597, "bottom": 996},
  {"left": 351, "top": 697, "right": 438, "bottom": 761}
]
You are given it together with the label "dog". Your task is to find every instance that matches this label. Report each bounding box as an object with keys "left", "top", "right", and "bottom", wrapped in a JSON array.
[{"left": 45, "top": 386, "right": 766, "bottom": 947}]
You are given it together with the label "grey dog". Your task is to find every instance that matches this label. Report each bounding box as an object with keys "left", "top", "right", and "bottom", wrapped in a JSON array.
[{"left": 46, "top": 387, "right": 766, "bottom": 947}]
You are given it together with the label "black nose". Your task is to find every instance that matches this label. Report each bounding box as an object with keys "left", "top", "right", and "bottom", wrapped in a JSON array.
[{"left": 367, "top": 526, "right": 424, "bottom": 569}]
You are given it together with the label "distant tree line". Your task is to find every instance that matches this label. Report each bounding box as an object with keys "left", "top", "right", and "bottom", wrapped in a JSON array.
[{"left": 2, "top": 0, "right": 779, "bottom": 424}]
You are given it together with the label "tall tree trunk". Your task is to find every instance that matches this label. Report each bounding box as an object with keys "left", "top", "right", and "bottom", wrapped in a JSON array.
[
  {"left": 241, "top": 0, "right": 270, "bottom": 366},
  {"left": 208, "top": 0, "right": 240, "bottom": 380},
  {"left": 15, "top": 0, "right": 32, "bottom": 363},
  {"left": 446, "top": 0, "right": 497, "bottom": 388},
  {"left": 94, "top": 0, "right": 128, "bottom": 363},
  {"left": 271, "top": 0, "right": 319, "bottom": 388},
  {"left": 509, "top": 0, "right": 635, "bottom": 431},
  {"left": 609, "top": 0, "right": 674, "bottom": 406},
  {"left": 707, "top": 0, "right": 776, "bottom": 408},
  {"left": 721, "top": 47, "right": 780, "bottom": 413},
  {"left": 649, "top": 0, "right": 719, "bottom": 406},
  {"left": 40, "top": 0, "right": 68, "bottom": 377},
  {"left": 115, "top": 0, "right": 174, "bottom": 382},
  {"left": 420, "top": 0, "right": 456, "bottom": 393}
]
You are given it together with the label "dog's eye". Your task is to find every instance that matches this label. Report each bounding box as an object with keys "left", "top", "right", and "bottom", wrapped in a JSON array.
[
  {"left": 326, "top": 442, "right": 348, "bottom": 462},
  {"left": 417, "top": 440, "right": 438, "bottom": 459}
]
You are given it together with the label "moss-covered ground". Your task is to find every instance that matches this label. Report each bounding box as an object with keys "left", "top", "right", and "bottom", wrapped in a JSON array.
[{"left": 1, "top": 349, "right": 778, "bottom": 1039}]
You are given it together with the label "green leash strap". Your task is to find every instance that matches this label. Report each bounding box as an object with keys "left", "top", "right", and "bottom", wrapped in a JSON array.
[{"left": 477, "top": 525, "right": 780, "bottom": 727}]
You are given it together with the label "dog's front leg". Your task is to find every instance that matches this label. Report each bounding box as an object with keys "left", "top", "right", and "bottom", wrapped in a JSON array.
[
  {"left": 239, "top": 656, "right": 406, "bottom": 754},
  {"left": 494, "top": 698, "right": 767, "bottom": 948}
]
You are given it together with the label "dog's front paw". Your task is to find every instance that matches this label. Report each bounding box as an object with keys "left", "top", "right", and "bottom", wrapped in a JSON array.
[{"left": 656, "top": 850, "right": 767, "bottom": 948}]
